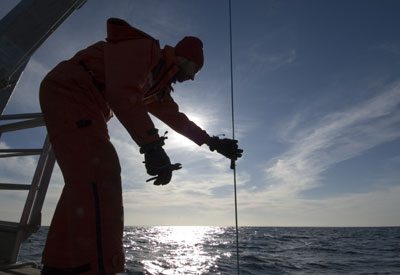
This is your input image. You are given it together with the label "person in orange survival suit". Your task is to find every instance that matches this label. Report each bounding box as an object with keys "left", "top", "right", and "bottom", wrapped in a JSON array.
[{"left": 39, "top": 18, "right": 243, "bottom": 275}]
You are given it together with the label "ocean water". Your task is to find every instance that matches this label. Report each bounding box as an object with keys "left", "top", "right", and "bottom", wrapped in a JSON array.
[{"left": 19, "top": 226, "right": 400, "bottom": 274}]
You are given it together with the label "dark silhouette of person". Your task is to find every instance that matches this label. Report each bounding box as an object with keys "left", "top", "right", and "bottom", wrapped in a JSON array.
[{"left": 39, "top": 18, "right": 242, "bottom": 274}]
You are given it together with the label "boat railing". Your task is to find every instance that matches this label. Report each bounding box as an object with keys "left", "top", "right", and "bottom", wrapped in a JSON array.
[{"left": 0, "top": 113, "right": 55, "bottom": 266}]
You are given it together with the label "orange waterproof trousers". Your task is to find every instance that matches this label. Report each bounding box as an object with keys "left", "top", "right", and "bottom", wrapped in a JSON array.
[{"left": 39, "top": 62, "right": 125, "bottom": 275}]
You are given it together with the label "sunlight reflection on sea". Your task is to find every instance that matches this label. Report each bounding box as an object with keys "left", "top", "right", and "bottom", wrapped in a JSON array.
[{"left": 123, "top": 226, "right": 233, "bottom": 275}]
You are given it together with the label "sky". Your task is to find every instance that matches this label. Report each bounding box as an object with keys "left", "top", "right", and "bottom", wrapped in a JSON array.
[{"left": 0, "top": 0, "right": 400, "bottom": 227}]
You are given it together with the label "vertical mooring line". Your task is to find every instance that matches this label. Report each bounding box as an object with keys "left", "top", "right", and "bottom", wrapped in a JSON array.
[{"left": 228, "top": 0, "right": 240, "bottom": 274}]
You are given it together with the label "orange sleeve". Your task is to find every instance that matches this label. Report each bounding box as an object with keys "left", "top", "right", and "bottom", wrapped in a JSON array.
[
  {"left": 147, "top": 93, "right": 210, "bottom": 146},
  {"left": 103, "top": 39, "right": 161, "bottom": 146}
]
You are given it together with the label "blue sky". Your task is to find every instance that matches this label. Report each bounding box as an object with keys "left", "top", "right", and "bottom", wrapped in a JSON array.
[{"left": 1, "top": 0, "right": 400, "bottom": 226}]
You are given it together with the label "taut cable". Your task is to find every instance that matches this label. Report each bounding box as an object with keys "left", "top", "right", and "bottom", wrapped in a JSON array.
[{"left": 228, "top": 0, "right": 240, "bottom": 274}]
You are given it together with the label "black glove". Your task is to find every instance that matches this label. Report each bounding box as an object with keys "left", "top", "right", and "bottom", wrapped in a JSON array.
[
  {"left": 140, "top": 138, "right": 181, "bottom": 185},
  {"left": 207, "top": 136, "right": 243, "bottom": 160}
]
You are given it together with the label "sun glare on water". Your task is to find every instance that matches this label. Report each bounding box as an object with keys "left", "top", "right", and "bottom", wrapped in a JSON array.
[{"left": 137, "top": 226, "right": 226, "bottom": 274}]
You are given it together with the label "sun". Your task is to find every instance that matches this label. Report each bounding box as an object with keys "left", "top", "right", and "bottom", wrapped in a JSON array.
[{"left": 163, "top": 112, "right": 211, "bottom": 150}]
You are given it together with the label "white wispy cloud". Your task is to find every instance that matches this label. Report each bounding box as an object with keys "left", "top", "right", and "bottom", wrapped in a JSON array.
[
  {"left": 251, "top": 48, "right": 297, "bottom": 71},
  {"left": 122, "top": 167, "right": 248, "bottom": 226},
  {"left": 234, "top": 44, "right": 297, "bottom": 91},
  {"left": 265, "top": 81, "right": 400, "bottom": 196},
  {"left": 246, "top": 37, "right": 297, "bottom": 72}
]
